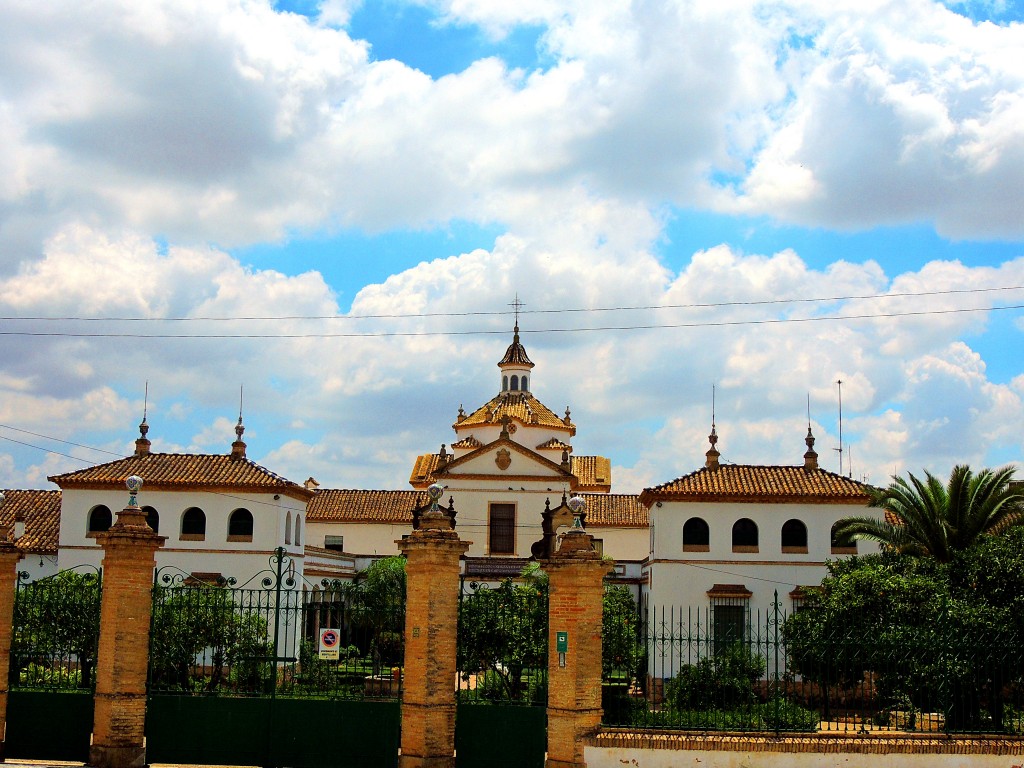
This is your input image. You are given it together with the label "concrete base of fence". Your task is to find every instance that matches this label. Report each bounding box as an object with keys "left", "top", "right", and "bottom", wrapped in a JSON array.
[
  {"left": 585, "top": 730, "right": 1024, "bottom": 768},
  {"left": 88, "top": 743, "right": 147, "bottom": 768}
]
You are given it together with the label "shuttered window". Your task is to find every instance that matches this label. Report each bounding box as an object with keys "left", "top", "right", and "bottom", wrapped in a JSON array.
[{"left": 488, "top": 503, "right": 516, "bottom": 554}]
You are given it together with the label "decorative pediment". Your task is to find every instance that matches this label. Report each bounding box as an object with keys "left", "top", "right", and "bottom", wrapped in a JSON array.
[{"left": 432, "top": 437, "right": 572, "bottom": 481}]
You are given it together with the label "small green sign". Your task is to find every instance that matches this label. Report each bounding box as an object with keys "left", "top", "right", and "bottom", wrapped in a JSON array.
[{"left": 556, "top": 631, "right": 568, "bottom": 653}]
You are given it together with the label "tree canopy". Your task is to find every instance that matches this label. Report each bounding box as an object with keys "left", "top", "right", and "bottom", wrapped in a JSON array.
[
  {"left": 834, "top": 464, "right": 1023, "bottom": 562},
  {"left": 783, "top": 527, "right": 1024, "bottom": 731}
]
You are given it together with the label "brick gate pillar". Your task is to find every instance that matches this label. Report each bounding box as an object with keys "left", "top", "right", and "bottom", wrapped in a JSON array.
[
  {"left": 397, "top": 485, "right": 469, "bottom": 768},
  {"left": 544, "top": 499, "right": 612, "bottom": 768},
  {"left": 0, "top": 496, "right": 25, "bottom": 762},
  {"left": 89, "top": 476, "right": 165, "bottom": 768}
]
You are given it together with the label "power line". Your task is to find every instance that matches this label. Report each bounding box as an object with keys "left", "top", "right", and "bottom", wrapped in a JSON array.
[
  {"left": 0, "top": 303, "right": 1020, "bottom": 339},
  {"left": 1, "top": 284, "right": 1021, "bottom": 323},
  {"left": 0, "top": 424, "right": 124, "bottom": 458}
]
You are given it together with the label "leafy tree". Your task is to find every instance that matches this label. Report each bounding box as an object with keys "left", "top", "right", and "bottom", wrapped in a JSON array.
[
  {"left": 149, "top": 586, "right": 270, "bottom": 694},
  {"left": 784, "top": 529, "right": 1024, "bottom": 731},
  {"left": 346, "top": 555, "right": 406, "bottom": 670},
  {"left": 834, "top": 465, "right": 1023, "bottom": 562},
  {"left": 12, "top": 571, "right": 101, "bottom": 689},
  {"left": 458, "top": 572, "right": 547, "bottom": 703},
  {"left": 602, "top": 585, "right": 641, "bottom": 680}
]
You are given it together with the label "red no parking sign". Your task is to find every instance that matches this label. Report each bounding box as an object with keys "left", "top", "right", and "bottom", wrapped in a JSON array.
[{"left": 319, "top": 628, "right": 340, "bottom": 660}]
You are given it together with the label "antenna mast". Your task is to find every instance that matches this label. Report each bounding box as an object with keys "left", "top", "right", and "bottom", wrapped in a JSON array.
[{"left": 834, "top": 379, "right": 844, "bottom": 476}]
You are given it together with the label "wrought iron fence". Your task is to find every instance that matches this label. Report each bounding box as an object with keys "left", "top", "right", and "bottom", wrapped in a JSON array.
[
  {"left": 602, "top": 591, "right": 1024, "bottom": 735},
  {"left": 10, "top": 567, "right": 102, "bottom": 691},
  {"left": 457, "top": 575, "right": 548, "bottom": 705},
  {"left": 148, "top": 550, "right": 405, "bottom": 699}
]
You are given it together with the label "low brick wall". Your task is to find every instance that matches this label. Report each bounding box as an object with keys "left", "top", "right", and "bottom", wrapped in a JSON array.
[{"left": 585, "top": 730, "right": 1024, "bottom": 768}]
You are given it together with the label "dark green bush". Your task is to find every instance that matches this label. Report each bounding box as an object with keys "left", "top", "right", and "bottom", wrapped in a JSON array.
[{"left": 666, "top": 644, "right": 764, "bottom": 711}]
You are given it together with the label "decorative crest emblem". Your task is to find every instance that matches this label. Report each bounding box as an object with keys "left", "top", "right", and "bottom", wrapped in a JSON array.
[{"left": 495, "top": 448, "right": 512, "bottom": 471}]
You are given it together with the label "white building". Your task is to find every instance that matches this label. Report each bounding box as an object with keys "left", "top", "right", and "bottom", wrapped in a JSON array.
[
  {"left": 639, "top": 423, "right": 878, "bottom": 627},
  {"left": 401, "top": 322, "right": 648, "bottom": 580},
  {"left": 48, "top": 417, "right": 312, "bottom": 585}
]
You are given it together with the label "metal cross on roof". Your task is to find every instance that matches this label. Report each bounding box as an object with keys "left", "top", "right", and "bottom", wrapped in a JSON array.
[{"left": 509, "top": 295, "right": 525, "bottom": 327}]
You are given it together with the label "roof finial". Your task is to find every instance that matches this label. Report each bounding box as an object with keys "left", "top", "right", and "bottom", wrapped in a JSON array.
[
  {"left": 706, "top": 385, "right": 720, "bottom": 470},
  {"left": 804, "top": 394, "right": 819, "bottom": 471},
  {"left": 135, "top": 382, "right": 152, "bottom": 456},
  {"left": 231, "top": 385, "right": 247, "bottom": 460}
]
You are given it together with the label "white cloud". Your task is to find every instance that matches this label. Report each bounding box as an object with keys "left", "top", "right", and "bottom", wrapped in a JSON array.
[
  {"left": 2, "top": 0, "right": 1020, "bottom": 269},
  {"left": 0, "top": 0, "right": 1021, "bottom": 492}
]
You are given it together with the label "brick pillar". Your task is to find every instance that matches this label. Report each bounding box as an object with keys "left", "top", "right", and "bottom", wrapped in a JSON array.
[
  {"left": 397, "top": 493, "right": 469, "bottom": 768},
  {"left": 89, "top": 477, "right": 165, "bottom": 768},
  {"left": 0, "top": 527, "right": 24, "bottom": 762},
  {"left": 544, "top": 526, "right": 612, "bottom": 768}
]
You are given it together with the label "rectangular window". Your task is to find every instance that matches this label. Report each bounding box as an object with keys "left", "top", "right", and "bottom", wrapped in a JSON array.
[
  {"left": 324, "top": 535, "right": 345, "bottom": 552},
  {"left": 488, "top": 503, "right": 516, "bottom": 554},
  {"left": 712, "top": 602, "right": 748, "bottom": 654}
]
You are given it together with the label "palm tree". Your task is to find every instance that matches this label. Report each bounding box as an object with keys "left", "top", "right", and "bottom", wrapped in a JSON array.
[{"left": 833, "top": 465, "right": 1024, "bottom": 562}]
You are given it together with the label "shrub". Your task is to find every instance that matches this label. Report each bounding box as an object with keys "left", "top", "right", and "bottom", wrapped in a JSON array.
[{"left": 666, "top": 644, "right": 764, "bottom": 711}]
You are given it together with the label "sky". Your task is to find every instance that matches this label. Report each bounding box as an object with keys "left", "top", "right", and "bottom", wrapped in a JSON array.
[{"left": 0, "top": 0, "right": 1022, "bottom": 496}]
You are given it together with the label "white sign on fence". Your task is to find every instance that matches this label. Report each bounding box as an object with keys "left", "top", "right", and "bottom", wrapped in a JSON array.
[{"left": 318, "top": 628, "right": 340, "bottom": 660}]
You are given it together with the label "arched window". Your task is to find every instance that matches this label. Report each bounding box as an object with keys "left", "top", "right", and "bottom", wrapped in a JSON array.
[
  {"left": 682, "top": 517, "right": 710, "bottom": 552},
  {"left": 521, "top": 376, "right": 528, "bottom": 392},
  {"left": 781, "top": 519, "right": 808, "bottom": 552},
  {"left": 294, "top": 516, "right": 302, "bottom": 546},
  {"left": 732, "top": 518, "right": 758, "bottom": 552},
  {"left": 143, "top": 506, "right": 159, "bottom": 534},
  {"left": 228, "top": 508, "right": 254, "bottom": 541},
  {"left": 511, "top": 374, "right": 519, "bottom": 391},
  {"left": 503, "top": 375, "right": 508, "bottom": 391},
  {"left": 831, "top": 523, "right": 857, "bottom": 554},
  {"left": 284, "top": 512, "right": 292, "bottom": 545},
  {"left": 87, "top": 505, "right": 112, "bottom": 535},
  {"left": 181, "top": 507, "right": 206, "bottom": 540}
]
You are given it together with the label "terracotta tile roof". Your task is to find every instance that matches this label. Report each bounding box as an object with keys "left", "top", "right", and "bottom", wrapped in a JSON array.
[
  {"left": 571, "top": 455, "right": 612, "bottom": 491},
  {"left": 456, "top": 392, "right": 572, "bottom": 432},
  {"left": 307, "top": 489, "right": 428, "bottom": 524},
  {"left": 580, "top": 493, "right": 647, "bottom": 527},
  {"left": 536, "top": 438, "right": 572, "bottom": 451},
  {"left": 49, "top": 453, "right": 310, "bottom": 500},
  {"left": 451, "top": 436, "right": 483, "bottom": 449},
  {"left": 1, "top": 489, "right": 61, "bottom": 554},
  {"left": 639, "top": 465, "right": 872, "bottom": 506},
  {"left": 410, "top": 453, "right": 445, "bottom": 485}
]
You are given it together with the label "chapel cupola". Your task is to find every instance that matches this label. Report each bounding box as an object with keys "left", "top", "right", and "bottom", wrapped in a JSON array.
[{"left": 498, "top": 322, "right": 534, "bottom": 394}]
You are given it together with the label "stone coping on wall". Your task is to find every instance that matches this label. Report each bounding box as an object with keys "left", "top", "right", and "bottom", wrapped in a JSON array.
[{"left": 589, "top": 729, "right": 1024, "bottom": 755}]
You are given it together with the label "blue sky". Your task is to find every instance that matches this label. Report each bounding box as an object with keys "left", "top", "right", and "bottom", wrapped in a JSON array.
[{"left": 0, "top": 0, "right": 1022, "bottom": 493}]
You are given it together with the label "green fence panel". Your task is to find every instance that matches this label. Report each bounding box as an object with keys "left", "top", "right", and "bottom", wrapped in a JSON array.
[
  {"left": 146, "top": 696, "right": 271, "bottom": 766},
  {"left": 146, "top": 696, "right": 400, "bottom": 768},
  {"left": 272, "top": 698, "right": 400, "bottom": 768},
  {"left": 4, "top": 690, "right": 94, "bottom": 762},
  {"left": 455, "top": 702, "right": 546, "bottom": 768}
]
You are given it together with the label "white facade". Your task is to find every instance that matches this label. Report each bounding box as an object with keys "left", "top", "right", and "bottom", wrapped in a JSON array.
[
  {"left": 57, "top": 486, "right": 308, "bottom": 584},
  {"left": 646, "top": 498, "right": 878, "bottom": 615}
]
